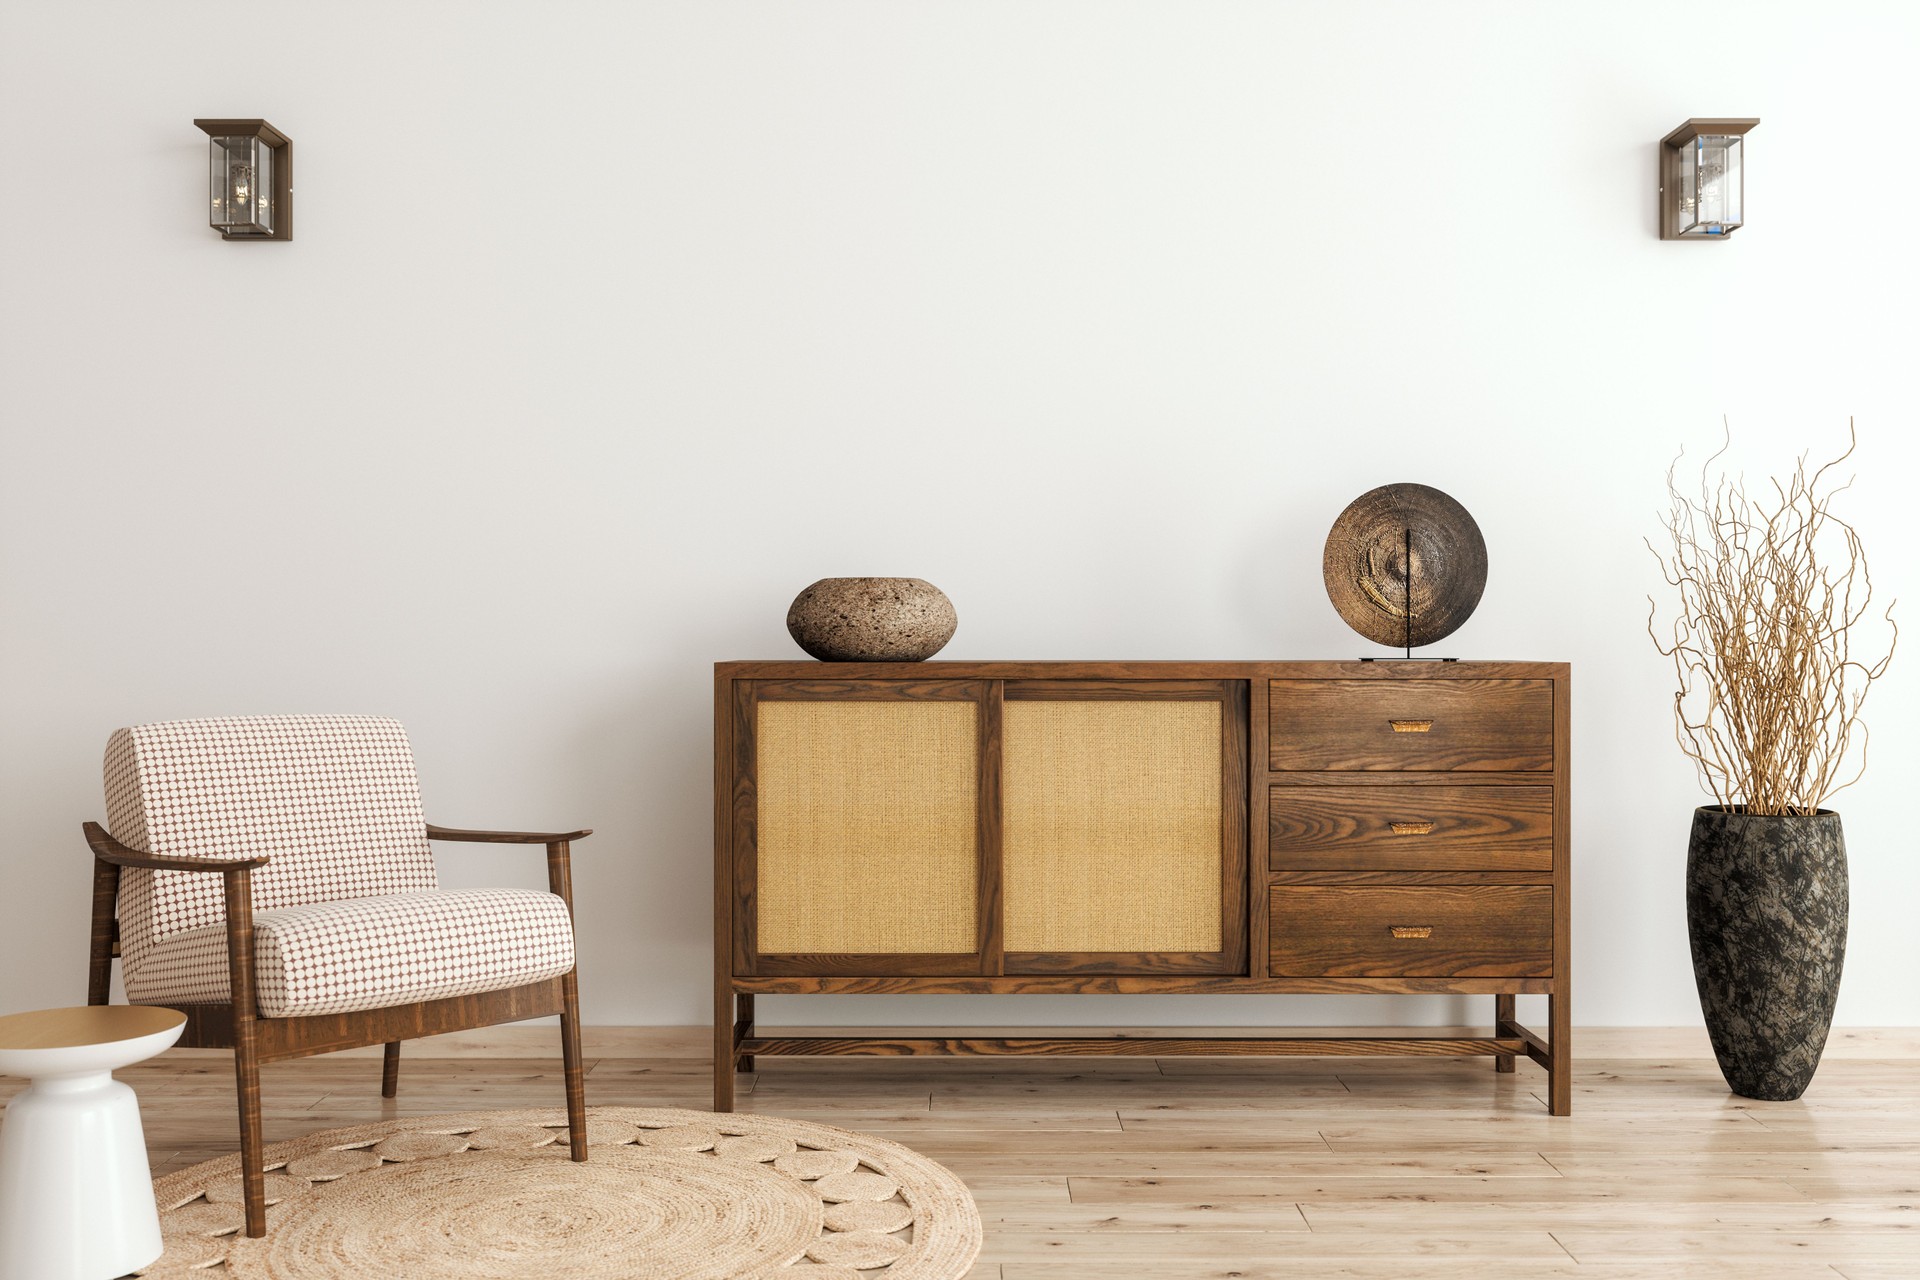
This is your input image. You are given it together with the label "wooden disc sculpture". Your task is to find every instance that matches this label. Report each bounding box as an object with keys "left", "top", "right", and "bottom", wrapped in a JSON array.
[{"left": 1322, "top": 483, "right": 1487, "bottom": 653}]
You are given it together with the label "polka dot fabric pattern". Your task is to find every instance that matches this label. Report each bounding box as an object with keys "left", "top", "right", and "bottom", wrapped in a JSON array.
[
  {"left": 124, "top": 888, "right": 578, "bottom": 1017},
  {"left": 103, "top": 717, "right": 441, "bottom": 984}
]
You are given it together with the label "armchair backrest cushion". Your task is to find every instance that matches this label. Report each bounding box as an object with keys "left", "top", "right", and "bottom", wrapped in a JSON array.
[{"left": 104, "top": 716, "right": 439, "bottom": 978}]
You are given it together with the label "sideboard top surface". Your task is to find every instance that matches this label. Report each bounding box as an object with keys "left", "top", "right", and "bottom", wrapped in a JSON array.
[{"left": 716, "top": 660, "right": 1570, "bottom": 680}]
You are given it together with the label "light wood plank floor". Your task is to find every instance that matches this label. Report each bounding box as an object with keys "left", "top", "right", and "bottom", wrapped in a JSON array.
[{"left": 6, "top": 1051, "right": 1914, "bottom": 1278}]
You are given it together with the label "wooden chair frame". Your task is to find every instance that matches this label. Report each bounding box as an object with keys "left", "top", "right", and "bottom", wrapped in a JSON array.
[{"left": 83, "top": 820, "right": 592, "bottom": 1238}]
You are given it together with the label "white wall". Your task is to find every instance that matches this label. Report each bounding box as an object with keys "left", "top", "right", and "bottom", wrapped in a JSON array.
[{"left": 2, "top": 1, "right": 1915, "bottom": 1031}]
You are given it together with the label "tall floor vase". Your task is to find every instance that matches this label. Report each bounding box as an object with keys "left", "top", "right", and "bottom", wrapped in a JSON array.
[{"left": 1685, "top": 806, "right": 1848, "bottom": 1101}]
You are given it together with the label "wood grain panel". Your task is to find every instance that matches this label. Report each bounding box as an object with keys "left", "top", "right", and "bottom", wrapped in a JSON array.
[
  {"left": 1551, "top": 665, "right": 1573, "bottom": 1115},
  {"left": 715, "top": 668, "right": 736, "bottom": 1110},
  {"left": 1268, "top": 886, "right": 1553, "bottom": 977},
  {"left": 150, "top": 980, "right": 569, "bottom": 1059},
  {"left": 1269, "top": 783, "right": 1553, "bottom": 870},
  {"left": 979, "top": 682, "right": 1006, "bottom": 976},
  {"left": 1269, "top": 679, "right": 1553, "bottom": 771},
  {"left": 732, "top": 974, "right": 1551, "bottom": 995},
  {"left": 741, "top": 1034, "right": 1524, "bottom": 1058},
  {"left": 1270, "top": 870, "right": 1550, "bottom": 886},
  {"left": 716, "top": 659, "right": 1569, "bottom": 681},
  {"left": 0, "top": 1005, "right": 182, "bottom": 1050},
  {"left": 1003, "top": 680, "right": 1232, "bottom": 701}
]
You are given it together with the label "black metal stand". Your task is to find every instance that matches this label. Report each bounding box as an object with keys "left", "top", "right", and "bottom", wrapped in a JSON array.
[
  {"left": 1359, "top": 525, "right": 1458, "bottom": 661},
  {"left": 1404, "top": 525, "right": 1412, "bottom": 657}
]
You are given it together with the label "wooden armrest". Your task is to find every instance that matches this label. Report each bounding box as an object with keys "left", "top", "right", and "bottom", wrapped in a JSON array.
[
  {"left": 426, "top": 824, "right": 592, "bottom": 845},
  {"left": 82, "top": 821, "right": 269, "bottom": 872}
]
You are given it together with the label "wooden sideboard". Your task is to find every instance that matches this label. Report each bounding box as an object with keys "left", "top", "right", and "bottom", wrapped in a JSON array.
[{"left": 714, "top": 660, "right": 1571, "bottom": 1114}]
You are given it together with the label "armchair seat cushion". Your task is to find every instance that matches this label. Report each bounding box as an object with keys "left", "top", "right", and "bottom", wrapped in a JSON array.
[{"left": 124, "top": 888, "right": 576, "bottom": 1018}]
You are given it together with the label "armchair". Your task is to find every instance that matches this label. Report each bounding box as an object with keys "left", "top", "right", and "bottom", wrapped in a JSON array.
[{"left": 84, "top": 715, "right": 590, "bottom": 1237}]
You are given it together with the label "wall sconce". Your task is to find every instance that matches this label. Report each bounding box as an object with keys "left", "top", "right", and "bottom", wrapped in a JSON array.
[
  {"left": 194, "top": 119, "right": 292, "bottom": 241},
  {"left": 1660, "top": 118, "right": 1758, "bottom": 240}
]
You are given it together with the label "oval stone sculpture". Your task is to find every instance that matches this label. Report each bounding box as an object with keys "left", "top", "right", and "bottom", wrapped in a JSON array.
[
  {"left": 1323, "top": 482, "right": 1487, "bottom": 649},
  {"left": 786, "top": 578, "right": 958, "bottom": 662}
]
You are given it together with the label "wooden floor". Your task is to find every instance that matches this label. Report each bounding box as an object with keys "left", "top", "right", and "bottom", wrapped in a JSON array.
[{"left": 8, "top": 1048, "right": 1916, "bottom": 1278}]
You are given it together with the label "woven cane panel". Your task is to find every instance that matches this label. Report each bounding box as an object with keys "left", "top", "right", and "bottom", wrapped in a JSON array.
[
  {"left": 1004, "top": 701, "right": 1222, "bottom": 953},
  {"left": 756, "top": 701, "right": 979, "bottom": 954}
]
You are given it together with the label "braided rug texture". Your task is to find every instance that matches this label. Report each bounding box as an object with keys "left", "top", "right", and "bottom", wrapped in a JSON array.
[{"left": 138, "top": 1107, "right": 982, "bottom": 1280}]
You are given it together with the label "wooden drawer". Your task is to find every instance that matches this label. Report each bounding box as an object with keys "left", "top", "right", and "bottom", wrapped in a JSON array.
[
  {"left": 1269, "top": 679, "right": 1553, "bottom": 772},
  {"left": 1268, "top": 885, "right": 1553, "bottom": 977},
  {"left": 1269, "top": 783, "right": 1554, "bottom": 871}
]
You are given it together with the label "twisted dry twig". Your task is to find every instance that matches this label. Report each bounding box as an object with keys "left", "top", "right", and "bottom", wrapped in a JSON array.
[{"left": 1646, "top": 419, "right": 1897, "bottom": 815}]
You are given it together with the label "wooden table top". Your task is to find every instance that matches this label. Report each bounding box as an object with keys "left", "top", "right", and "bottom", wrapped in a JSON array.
[{"left": 0, "top": 1005, "right": 185, "bottom": 1051}]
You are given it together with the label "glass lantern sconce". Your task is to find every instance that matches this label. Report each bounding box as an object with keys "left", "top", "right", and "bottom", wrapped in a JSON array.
[
  {"left": 194, "top": 119, "right": 292, "bottom": 241},
  {"left": 1660, "top": 118, "right": 1757, "bottom": 240}
]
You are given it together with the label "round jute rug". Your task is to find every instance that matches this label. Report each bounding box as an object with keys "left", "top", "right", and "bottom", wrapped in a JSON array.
[{"left": 137, "top": 1107, "right": 982, "bottom": 1280}]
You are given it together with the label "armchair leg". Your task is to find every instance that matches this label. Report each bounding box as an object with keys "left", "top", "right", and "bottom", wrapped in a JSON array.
[
  {"left": 544, "top": 839, "right": 589, "bottom": 1161},
  {"left": 560, "top": 970, "right": 587, "bottom": 1161},
  {"left": 382, "top": 1041, "right": 401, "bottom": 1098},
  {"left": 234, "top": 1031, "right": 267, "bottom": 1237},
  {"left": 88, "top": 857, "right": 120, "bottom": 1007},
  {"left": 223, "top": 866, "right": 268, "bottom": 1237}
]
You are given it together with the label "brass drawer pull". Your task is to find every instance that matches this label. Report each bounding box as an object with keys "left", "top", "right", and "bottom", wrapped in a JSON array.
[
  {"left": 1389, "top": 926, "right": 1433, "bottom": 939},
  {"left": 1389, "top": 821, "right": 1435, "bottom": 836},
  {"left": 1390, "top": 719, "right": 1434, "bottom": 733}
]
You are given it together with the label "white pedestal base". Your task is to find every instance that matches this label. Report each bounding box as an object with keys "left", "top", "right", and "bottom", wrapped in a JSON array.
[{"left": 0, "top": 1017, "right": 182, "bottom": 1280}]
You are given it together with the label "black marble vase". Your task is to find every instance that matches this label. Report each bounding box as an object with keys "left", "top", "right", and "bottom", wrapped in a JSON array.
[{"left": 1685, "top": 806, "right": 1848, "bottom": 1101}]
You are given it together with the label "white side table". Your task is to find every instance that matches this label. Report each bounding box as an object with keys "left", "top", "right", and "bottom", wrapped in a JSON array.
[{"left": 0, "top": 1006, "right": 185, "bottom": 1280}]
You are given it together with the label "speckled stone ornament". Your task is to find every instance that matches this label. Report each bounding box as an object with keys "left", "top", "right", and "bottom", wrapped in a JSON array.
[
  {"left": 1686, "top": 806, "right": 1848, "bottom": 1101},
  {"left": 786, "top": 578, "right": 958, "bottom": 662}
]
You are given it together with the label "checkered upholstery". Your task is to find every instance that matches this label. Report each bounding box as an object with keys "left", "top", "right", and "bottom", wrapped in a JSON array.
[
  {"left": 103, "top": 716, "right": 575, "bottom": 1016},
  {"left": 126, "top": 889, "right": 577, "bottom": 1016}
]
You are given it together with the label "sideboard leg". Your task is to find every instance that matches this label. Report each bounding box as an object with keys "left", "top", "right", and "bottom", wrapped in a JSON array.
[
  {"left": 1548, "top": 992, "right": 1572, "bottom": 1115},
  {"left": 1494, "top": 994, "right": 1516, "bottom": 1073},
  {"left": 713, "top": 985, "right": 736, "bottom": 1113},
  {"left": 737, "top": 993, "right": 756, "bottom": 1074}
]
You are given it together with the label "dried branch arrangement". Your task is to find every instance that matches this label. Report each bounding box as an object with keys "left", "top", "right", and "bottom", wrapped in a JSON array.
[{"left": 1647, "top": 421, "right": 1897, "bottom": 815}]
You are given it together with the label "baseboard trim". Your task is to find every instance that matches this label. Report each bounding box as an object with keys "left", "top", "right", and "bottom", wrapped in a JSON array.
[{"left": 158, "top": 1024, "right": 1920, "bottom": 1060}]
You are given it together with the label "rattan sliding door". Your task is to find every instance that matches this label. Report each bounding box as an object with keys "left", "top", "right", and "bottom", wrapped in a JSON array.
[
  {"left": 1000, "top": 681, "right": 1247, "bottom": 973},
  {"left": 731, "top": 680, "right": 998, "bottom": 976}
]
